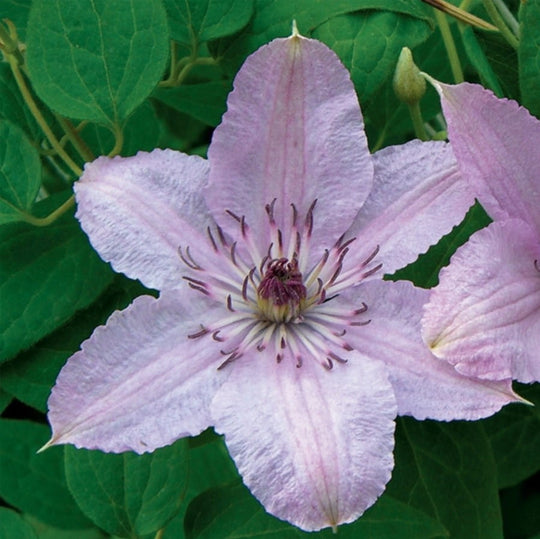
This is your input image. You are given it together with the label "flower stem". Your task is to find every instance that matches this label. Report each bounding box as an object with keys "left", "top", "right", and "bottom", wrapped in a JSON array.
[
  {"left": 482, "top": 0, "right": 519, "bottom": 49},
  {"left": 20, "top": 195, "right": 75, "bottom": 226},
  {"left": 433, "top": 8, "right": 465, "bottom": 83},
  {"left": 408, "top": 102, "right": 428, "bottom": 141}
]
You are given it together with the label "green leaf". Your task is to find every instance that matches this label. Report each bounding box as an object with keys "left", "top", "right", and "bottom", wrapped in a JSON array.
[
  {"left": 22, "top": 514, "right": 106, "bottom": 539},
  {"left": 0, "top": 121, "right": 41, "bottom": 224},
  {"left": 210, "top": 0, "right": 431, "bottom": 73},
  {"left": 185, "top": 481, "right": 447, "bottom": 539},
  {"left": 153, "top": 80, "right": 231, "bottom": 126},
  {"left": 163, "top": 434, "right": 239, "bottom": 539},
  {"left": 387, "top": 418, "right": 503, "bottom": 539},
  {"left": 0, "top": 194, "right": 114, "bottom": 363},
  {"left": 519, "top": 0, "right": 540, "bottom": 117},
  {"left": 26, "top": 0, "right": 169, "bottom": 126},
  {"left": 83, "top": 101, "right": 162, "bottom": 157},
  {"left": 0, "top": 276, "right": 148, "bottom": 412},
  {"left": 460, "top": 27, "right": 504, "bottom": 97},
  {"left": 312, "top": 11, "right": 431, "bottom": 102},
  {"left": 0, "top": 389, "right": 12, "bottom": 414},
  {"left": 0, "top": 508, "right": 38, "bottom": 539},
  {"left": 0, "top": 64, "right": 42, "bottom": 140},
  {"left": 164, "top": 0, "right": 254, "bottom": 46},
  {"left": 64, "top": 439, "right": 189, "bottom": 537},
  {"left": 2, "top": 0, "right": 32, "bottom": 41},
  {"left": 483, "top": 383, "right": 540, "bottom": 488},
  {"left": 0, "top": 419, "right": 93, "bottom": 529},
  {"left": 474, "top": 31, "right": 519, "bottom": 100}
]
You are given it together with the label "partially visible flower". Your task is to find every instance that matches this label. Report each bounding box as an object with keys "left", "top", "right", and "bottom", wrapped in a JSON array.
[
  {"left": 422, "top": 80, "right": 540, "bottom": 383},
  {"left": 45, "top": 30, "right": 519, "bottom": 532}
]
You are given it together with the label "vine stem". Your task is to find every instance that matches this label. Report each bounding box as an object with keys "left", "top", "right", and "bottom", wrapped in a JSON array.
[
  {"left": 20, "top": 195, "right": 75, "bottom": 226},
  {"left": 482, "top": 0, "right": 519, "bottom": 49},
  {"left": 433, "top": 8, "right": 465, "bottom": 83},
  {"left": 56, "top": 115, "right": 95, "bottom": 162},
  {"left": 2, "top": 24, "right": 82, "bottom": 176}
]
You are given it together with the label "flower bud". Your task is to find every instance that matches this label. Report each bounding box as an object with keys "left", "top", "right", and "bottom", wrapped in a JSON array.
[{"left": 393, "top": 47, "right": 426, "bottom": 105}]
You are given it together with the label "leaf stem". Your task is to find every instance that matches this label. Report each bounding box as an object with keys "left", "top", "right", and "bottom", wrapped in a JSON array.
[
  {"left": 433, "top": 8, "right": 465, "bottom": 83},
  {"left": 2, "top": 20, "right": 83, "bottom": 176},
  {"left": 482, "top": 0, "right": 519, "bottom": 49},
  {"left": 20, "top": 195, "right": 75, "bottom": 226},
  {"left": 55, "top": 115, "right": 95, "bottom": 162},
  {"left": 108, "top": 122, "right": 124, "bottom": 157}
]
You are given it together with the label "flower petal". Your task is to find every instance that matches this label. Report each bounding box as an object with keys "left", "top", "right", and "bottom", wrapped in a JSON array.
[
  {"left": 211, "top": 351, "right": 396, "bottom": 531},
  {"left": 347, "top": 140, "right": 474, "bottom": 275},
  {"left": 75, "top": 149, "right": 214, "bottom": 291},
  {"left": 435, "top": 81, "right": 540, "bottom": 228},
  {"left": 343, "top": 280, "right": 520, "bottom": 420},
  {"left": 207, "top": 32, "right": 373, "bottom": 250},
  {"left": 47, "top": 292, "right": 228, "bottom": 453},
  {"left": 423, "top": 219, "right": 540, "bottom": 383}
]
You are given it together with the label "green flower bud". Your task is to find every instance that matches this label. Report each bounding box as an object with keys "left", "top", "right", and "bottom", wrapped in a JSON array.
[{"left": 393, "top": 47, "right": 426, "bottom": 106}]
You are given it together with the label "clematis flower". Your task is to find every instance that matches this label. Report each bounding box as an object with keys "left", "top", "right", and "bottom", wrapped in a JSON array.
[
  {"left": 422, "top": 81, "right": 540, "bottom": 384},
  {"left": 46, "top": 29, "right": 519, "bottom": 531}
]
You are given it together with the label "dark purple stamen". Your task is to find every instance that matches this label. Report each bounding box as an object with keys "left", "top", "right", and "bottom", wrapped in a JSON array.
[{"left": 258, "top": 258, "right": 306, "bottom": 306}]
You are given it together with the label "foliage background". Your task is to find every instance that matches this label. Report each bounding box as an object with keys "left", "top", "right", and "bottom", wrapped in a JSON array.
[{"left": 1, "top": 0, "right": 539, "bottom": 537}]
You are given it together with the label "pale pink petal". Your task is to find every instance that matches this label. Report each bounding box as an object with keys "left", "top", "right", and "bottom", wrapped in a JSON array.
[
  {"left": 75, "top": 150, "right": 214, "bottom": 291},
  {"left": 347, "top": 140, "right": 474, "bottom": 275},
  {"left": 206, "top": 32, "right": 372, "bottom": 251},
  {"left": 342, "top": 280, "right": 519, "bottom": 420},
  {"left": 211, "top": 352, "right": 396, "bottom": 531},
  {"left": 435, "top": 81, "right": 540, "bottom": 229},
  {"left": 423, "top": 219, "right": 540, "bottom": 383},
  {"left": 47, "top": 291, "right": 228, "bottom": 453}
]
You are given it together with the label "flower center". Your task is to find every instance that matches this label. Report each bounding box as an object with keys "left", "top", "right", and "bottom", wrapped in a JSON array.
[
  {"left": 180, "top": 200, "right": 382, "bottom": 370},
  {"left": 257, "top": 257, "right": 306, "bottom": 322}
]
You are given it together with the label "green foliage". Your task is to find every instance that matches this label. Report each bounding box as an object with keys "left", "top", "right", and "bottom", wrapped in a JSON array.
[
  {"left": 1, "top": 0, "right": 539, "bottom": 537},
  {"left": 26, "top": 0, "right": 169, "bottom": 127},
  {"left": 164, "top": 0, "right": 254, "bottom": 46},
  {"left": 0, "top": 420, "right": 92, "bottom": 529},
  {"left": 519, "top": 0, "right": 540, "bottom": 117},
  {"left": 184, "top": 482, "right": 447, "bottom": 538},
  {"left": 153, "top": 81, "right": 231, "bottom": 127},
  {"left": 64, "top": 439, "right": 189, "bottom": 537},
  {"left": 483, "top": 384, "right": 540, "bottom": 489},
  {"left": 313, "top": 11, "right": 431, "bottom": 102},
  {"left": 0, "top": 507, "right": 38, "bottom": 539},
  {"left": 0, "top": 121, "right": 41, "bottom": 224},
  {"left": 388, "top": 419, "right": 503, "bottom": 538},
  {"left": 0, "top": 195, "right": 114, "bottom": 363}
]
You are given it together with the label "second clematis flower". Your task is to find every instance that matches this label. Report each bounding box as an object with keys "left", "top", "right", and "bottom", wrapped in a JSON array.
[
  {"left": 422, "top": 80, "right": 540, "bottom": 384},
  {"left": 46, "top": 28, "right": 520, "bottom": 531}
]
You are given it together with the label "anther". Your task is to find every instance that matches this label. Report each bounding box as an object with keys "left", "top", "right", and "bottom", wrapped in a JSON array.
[
  {"left": 178, "top": 246, "right": 203, "bottom": 270},
  {"left": 206, "top": 227, "right": 218, "bottom": 251},
  {"left": 225, "top": 209, "right": 242, "bottom": 222},
  {"left": 354, "top": 302, "right": 368, "bottom": 314},
  {"left": 265, "top": 199, "right": 277, "bottom": 225},
  {"left": 188, "top": 326, "right": 209, "bottom": 339},
  {"left": 212, "top": 330, "right": 225, "bottom": 342},
  {"left": 362, "top": 245, "right": 380, "bottom": 267},
  {"left": 226, "top": 294, "right": 235, "bottom": 312},
  {"left": 361, "top": 263, "right": 383, "bottom": 279}
]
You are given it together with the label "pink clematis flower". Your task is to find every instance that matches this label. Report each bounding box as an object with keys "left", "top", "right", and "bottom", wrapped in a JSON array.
[
  {"left": 46, "top": 29, "right": 519, "bottom": 531},
  {"left": 422, "top": 81, "right": 540, "bottom": 384}
]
